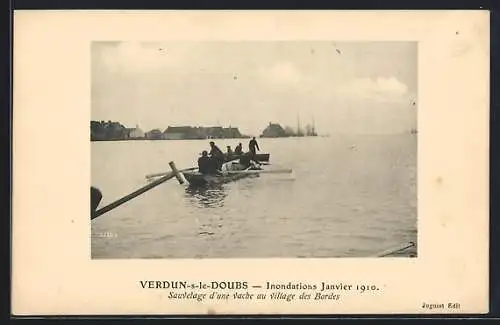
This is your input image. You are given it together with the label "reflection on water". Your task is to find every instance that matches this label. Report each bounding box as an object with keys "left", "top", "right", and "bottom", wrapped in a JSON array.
[{"left": 184, "top": 184, "right": 227, "bottom": 208}]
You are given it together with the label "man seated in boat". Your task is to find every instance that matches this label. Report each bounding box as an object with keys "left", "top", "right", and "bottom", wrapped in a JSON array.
[
  {"left": 198, "top": 150, "right": 219, "bottom": 175},
  {"left": 209, "top": 141, "right": 225, "bottom": 171},
  {"left": 234, "top": 143, "right": 243, "bottom": 155}
]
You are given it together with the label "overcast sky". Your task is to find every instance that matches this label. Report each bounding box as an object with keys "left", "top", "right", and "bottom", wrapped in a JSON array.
[{"left": 91, "top": 41, "right": 417, "bottom": 135}]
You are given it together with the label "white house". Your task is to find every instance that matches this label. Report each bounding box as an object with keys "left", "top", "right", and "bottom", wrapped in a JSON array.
[{"left": 127, "top": 125, "right": 145, "bottom": 139}]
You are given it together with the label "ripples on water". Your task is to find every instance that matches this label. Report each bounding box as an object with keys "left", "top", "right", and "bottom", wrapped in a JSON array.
[
  {"left": 91, "top": 135, "right": 417, "bottom": 258},
  {"left": 185, "top": 185, "right": 227, "bottom": 209}
]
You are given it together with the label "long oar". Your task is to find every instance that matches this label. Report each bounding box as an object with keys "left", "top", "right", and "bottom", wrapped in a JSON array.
[
  {"left": 92, "top": 161, "right": 184, "bottom": 220},
  {"left": 146, "top": 162, "right": 271, "bottom": 179},
  {"left": 226, "top": 169, "right": 292, "bottom": 175},
  {"left": 146, "top": 167, "right": 197, "bottom": 179}
]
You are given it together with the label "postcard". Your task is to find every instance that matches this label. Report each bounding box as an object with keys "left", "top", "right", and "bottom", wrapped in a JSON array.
[{"left": 12, "top": 10, "right": 489, "bottom": 315}]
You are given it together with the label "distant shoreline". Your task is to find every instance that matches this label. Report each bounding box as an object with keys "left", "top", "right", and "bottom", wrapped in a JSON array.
[
  {"left": 89, "top": 134, "right": 418, "bottom": 142},
  {"left": 91, "top": 135, "right": 327, "bottom": 142},
  {"left": 91, "top": 137, "right": 248, "bottom": 142}
]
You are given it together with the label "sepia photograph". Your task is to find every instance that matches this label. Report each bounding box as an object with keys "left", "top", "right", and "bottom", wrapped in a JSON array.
[{"left": 90, "top": 41, "right": 418, "bottom": 259}]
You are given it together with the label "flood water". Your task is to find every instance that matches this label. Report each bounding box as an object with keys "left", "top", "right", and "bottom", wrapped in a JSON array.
[{"left": 91, "top": 134, "right": 417, "bottom": 258}]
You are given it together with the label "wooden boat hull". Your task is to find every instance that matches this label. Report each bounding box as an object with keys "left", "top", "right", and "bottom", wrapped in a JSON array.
[
  {"left": 183, "top": 171, "right": 258, "bottom": 187},
  {"left": 224, "top": 153, "right": 270, "bottom": 162},
  {"left": 183, "top": 160, "right": 261, "bottom": 187}
]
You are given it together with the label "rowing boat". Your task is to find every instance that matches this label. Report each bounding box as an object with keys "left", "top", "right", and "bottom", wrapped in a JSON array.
[
  {"left": 224, "top": 153, "right": 270, "bottom": 163},
  {"left": 183, "top": 161, "right": 261, "bottom": 187}
]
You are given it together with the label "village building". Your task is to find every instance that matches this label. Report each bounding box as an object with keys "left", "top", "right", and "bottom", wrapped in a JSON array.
[
  {"left": 221, "top": 127, "right": 243, "bottom": 139},
  {"left": 91, "top": 121, "right": 247, "bottom": 141},
  {"left": 126, "top": 125, "right": 145, "bottom": 139},
  {"left": 164, "top": 126, "right": 206, "bottom": 139},
  {"left": 205, "top": 127, "right": 223, "bottom": 139},
  {"left": 145, "top": 129, "right": 164, "bottom": 140},
  {"left": 164, "top": 126, "right": 191, "bottom": 140},
  {"left": 260, "top": 122, "right": 288, "bottom": 138}
]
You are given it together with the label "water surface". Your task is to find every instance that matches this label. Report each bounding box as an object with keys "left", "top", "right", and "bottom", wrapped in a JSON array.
[{"left": 91, "top": 135, "right": 417, "bottom": 258}]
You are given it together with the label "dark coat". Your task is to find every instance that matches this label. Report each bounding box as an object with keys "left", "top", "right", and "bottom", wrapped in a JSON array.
[
  {"left": 249, "top": 139, "right": 260, "bottom": 152},
  {"left": 210, "top": 145, "right": 224, "bottom": 158},
  {"left": 198, "top": 156, "right": 212, "bottom": 174}
]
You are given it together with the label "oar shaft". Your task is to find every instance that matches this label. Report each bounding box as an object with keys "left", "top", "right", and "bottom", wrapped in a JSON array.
[
  {"left": 227, "top": 169, "right": 292, "bottom": 174},
  {"left": 146, "top": 167, "right": 197, "bottom": 179},
  {"left": 93, "top": 161, "right": 184, "bottom": 220},
  {"left": 169, "top": 161, "right": 184, "bottom": 185},
  {"left": 92, "top": 172, "right": 176, "bottom": 219},
  {"left": 146, "top": 172, "right": 171, "bottom": 179}
]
